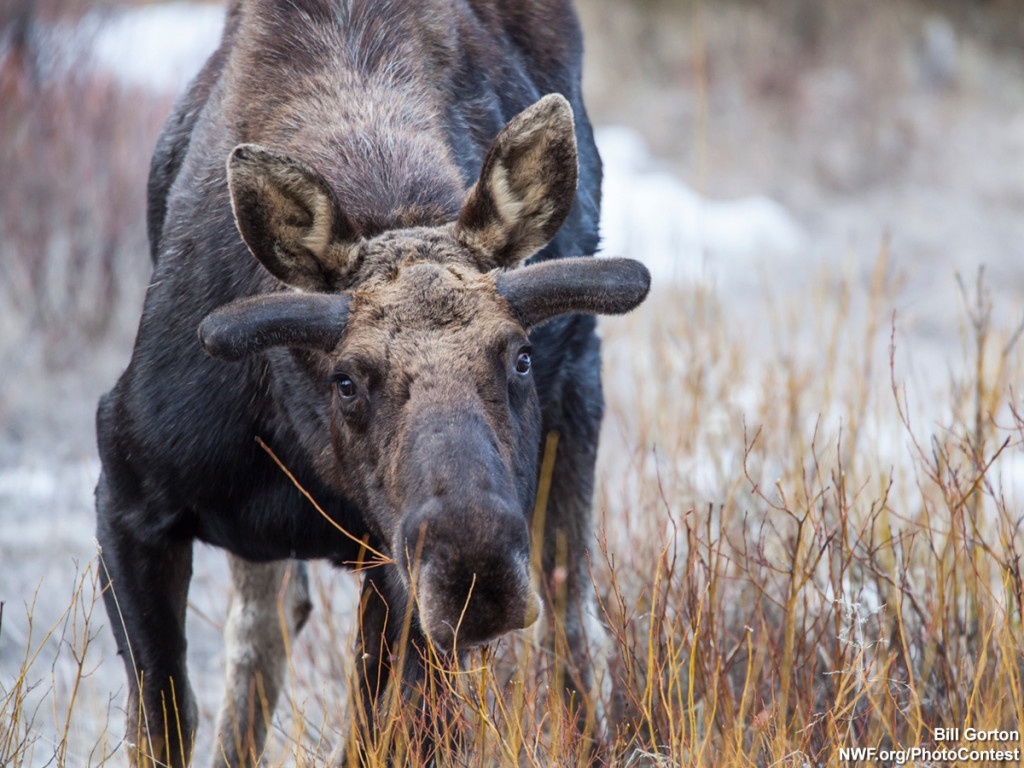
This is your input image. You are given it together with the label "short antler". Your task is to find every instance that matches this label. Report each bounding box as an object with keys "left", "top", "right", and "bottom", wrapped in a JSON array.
[
  {"left": 199, "top": 293, "right": 350, "bottom": 360},
  {"left": 495, "top": 257, "right": 650, "bottom": 328}
]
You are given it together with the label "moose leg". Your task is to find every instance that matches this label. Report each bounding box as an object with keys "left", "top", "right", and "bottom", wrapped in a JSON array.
[
  {"left": 336, "top": 572, "right": 403, "bottom": 763},
  {"left": 96, "top": 478, "right": 197, "bottom": 768},
  {"left": 335, "top": 571, "right": 449, "bottom": 765},
  {"left": 536, "top": 341, "right": 610, "bottom": 737},
  {"left": 211, "top": 556, "right": 312, "bottom": 768},
  {"left": 353, "top": 573, "right": 395, "bottom": 739}
]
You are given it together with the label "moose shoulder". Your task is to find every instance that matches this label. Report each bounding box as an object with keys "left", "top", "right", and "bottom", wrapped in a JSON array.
[{"left": 94, "top": 1, "right": 650, "bottom": 766}]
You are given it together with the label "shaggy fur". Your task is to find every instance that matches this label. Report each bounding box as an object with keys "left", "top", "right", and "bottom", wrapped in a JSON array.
[{"left": 95, "top": 1, "right": 649, "bottom": 766}]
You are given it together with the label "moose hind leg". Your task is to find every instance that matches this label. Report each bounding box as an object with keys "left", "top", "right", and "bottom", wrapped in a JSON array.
[{"left": 212, "top": 555, "right": 312, "bottom": 768}]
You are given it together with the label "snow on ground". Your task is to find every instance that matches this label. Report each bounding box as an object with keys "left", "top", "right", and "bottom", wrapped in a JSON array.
[
  {"left": 87, "top": 2, "right": 224, "bottom": 92},
  {"left": 597, "top": 125, "right": 805, "bottom": 286},
  {"left": 37, "top": 2, "right": 225, "bottom": 92}
]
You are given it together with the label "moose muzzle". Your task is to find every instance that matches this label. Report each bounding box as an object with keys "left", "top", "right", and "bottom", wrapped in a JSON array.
[
  {"left": 394, "top": 408, "right": 541, "bottom": 652},
  {"left": 399, "top": 496, "right": 541, "bottom": 651}
]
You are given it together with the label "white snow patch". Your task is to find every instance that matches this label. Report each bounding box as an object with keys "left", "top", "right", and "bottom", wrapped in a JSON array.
[
  {"left": 596, "top": 126, "right": 805, "bottom": 286},
  {"left": 50, "top": 2, "right": 224, "bottom": 92},
  {"left": 90, "top": 2, "right": 224, "bottom": 91},
  {"left": 997, "top": 449, "right": 1024, "bottom": 511},
  {"left": 0, "top": 466, "right": 58, "bottom": 499}
]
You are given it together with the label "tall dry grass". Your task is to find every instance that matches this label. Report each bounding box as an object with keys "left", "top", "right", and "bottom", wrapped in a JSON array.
[
  {"left": 593, "top": 256, "right": 1024, "bottom": 765},
  {"left": 4, "top": 255, "right": 1022, "bottom": 766}
]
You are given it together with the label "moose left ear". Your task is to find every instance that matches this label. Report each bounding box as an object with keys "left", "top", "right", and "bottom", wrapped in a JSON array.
[
  {"left": 454, "top": 94, "right": 578, "bottom": 269},
  {"left": 227, "top": 144, "right": 360, "bottom": 292}
]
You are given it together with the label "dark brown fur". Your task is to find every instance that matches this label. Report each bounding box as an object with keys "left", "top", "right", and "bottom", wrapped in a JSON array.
[{"left": 95, "top": 1, "right": 649, "bottom": 766}]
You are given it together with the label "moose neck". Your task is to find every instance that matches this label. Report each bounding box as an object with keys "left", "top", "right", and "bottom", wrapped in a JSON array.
[{"left": 225, "top": 0, "right": 466, "bottom": 234}]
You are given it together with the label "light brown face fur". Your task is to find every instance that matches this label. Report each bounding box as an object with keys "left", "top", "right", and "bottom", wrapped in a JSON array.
[
  {"left": 322, "top": 243, "right": 535, "bottom": 509},
  {"left": 311, "top": 243, "right": 543, "bottom": 649}
]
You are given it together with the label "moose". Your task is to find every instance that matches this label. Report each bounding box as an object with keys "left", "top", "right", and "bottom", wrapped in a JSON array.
[{"left": 94, "top": 0, "right": 650, "bottom": 765}]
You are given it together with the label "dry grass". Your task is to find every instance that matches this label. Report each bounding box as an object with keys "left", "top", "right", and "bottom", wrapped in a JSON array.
[
  {"left": 1, "top": 566, "right": 117, "bottom": 767},
  {"left": 4, "top": 256, "right": 1022, "bottom": 766},
  {"left": 592, "top": 259, "right": 1024, "bottom": 765}
]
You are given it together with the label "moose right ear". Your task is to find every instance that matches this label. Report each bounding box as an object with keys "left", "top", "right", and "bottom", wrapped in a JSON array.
[{"left": 227, "top": 144, "right": 359, "bottom": 291}]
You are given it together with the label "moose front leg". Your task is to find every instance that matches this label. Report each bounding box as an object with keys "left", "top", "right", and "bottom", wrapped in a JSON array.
[
  {"left": 331, "top": 572, "right": 403, "bottom": 765},
  {"left": 212, "top": 556, "right": 312, "bottom": 768},
  {"left": 334, "top": 571, "right": 458, "bottom": 766},
  {"left": 536, "top": 342, "right": 610, "bottom": 740},
  {"left": 96, "top": 476, "right": 197, "bottom": 768}
]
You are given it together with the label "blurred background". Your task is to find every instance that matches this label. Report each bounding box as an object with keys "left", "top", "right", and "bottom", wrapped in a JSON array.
[
  {"left": 4, "top": 0, "right": 1023, "bottom": 437},
  {"left": 2, "top": 0, "right": 1023, "bottom": 764}
]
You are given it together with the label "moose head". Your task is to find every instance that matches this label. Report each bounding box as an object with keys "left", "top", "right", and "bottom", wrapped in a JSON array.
[{"left": 199, "top": 94, "right": 650, "bottom": 651}]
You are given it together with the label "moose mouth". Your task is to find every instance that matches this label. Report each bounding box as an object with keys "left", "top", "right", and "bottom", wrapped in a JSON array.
[
  {"left": 394, "top": 493, "right": 542, "bottom": 653},
  {"left": 409, "top": 556, "right": 543, "bottom": 653}
]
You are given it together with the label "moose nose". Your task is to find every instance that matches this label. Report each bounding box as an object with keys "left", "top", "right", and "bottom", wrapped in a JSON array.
[{"left": 397, "top": 497, "right": 541, "bottom": 652}]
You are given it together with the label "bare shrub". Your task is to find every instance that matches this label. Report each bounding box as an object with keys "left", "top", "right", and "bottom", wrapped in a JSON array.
[{"left": 0, "top": 13, "right": 170, "bottom": 361}]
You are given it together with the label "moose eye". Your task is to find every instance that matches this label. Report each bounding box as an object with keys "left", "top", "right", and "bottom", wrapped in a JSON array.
[
  {"left": 514, "top": 350, "right": 532, "bottom": 376},
  {"left": 336, "top": 375, "right": 357, "bottom": 399}
]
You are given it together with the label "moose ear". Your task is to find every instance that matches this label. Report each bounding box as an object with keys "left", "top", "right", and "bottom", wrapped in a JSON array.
[
  {"left": 227, "top": 144, "right": 358, "bottom": 291},
  {"left": 495, "top": 257, "right": 650, "bottom": 328},
  {"left": 454, "top": 94, "right": 578, "bottom": 269}
]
